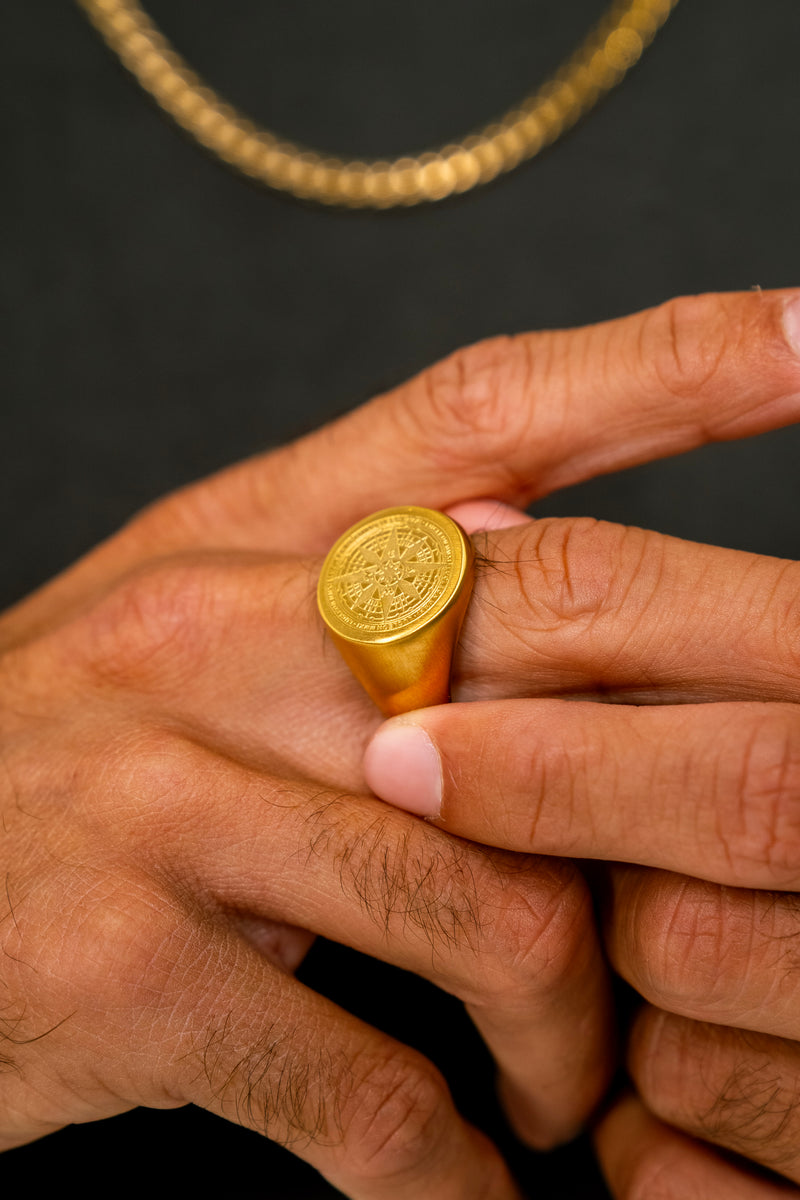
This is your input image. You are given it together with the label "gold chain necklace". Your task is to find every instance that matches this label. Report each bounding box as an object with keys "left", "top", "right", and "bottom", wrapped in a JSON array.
[{"left": 76, "top": 0, "right": 679, "bottom": 208}]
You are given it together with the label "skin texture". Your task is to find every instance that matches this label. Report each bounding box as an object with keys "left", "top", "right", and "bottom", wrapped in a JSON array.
[
  {"left": 365, "top": 505, "right": 800, "bottom": 1192},
  {"left": 593, "top": 1093, "right": 797, "bottom": 1199},
  {"left": 3, "top": 290, "right": 800, "bottom": 1195}
]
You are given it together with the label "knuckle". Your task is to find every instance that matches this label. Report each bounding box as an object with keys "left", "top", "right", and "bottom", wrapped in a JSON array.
[
  {"left": 632, "top": 1009, "right": 800, "bottom": 1170},
  {"left": 628, "top": 878, "right": 740, "bottom": 1014},
  {"left": 60, "top": 886, "right": 177, "bottom": 1000},
  {"left": 472, "top": 861, "right": 593, "bottom": 1006},
  {"left": 343, "top": 1050, "right": 451, "bottom": 1181},
  {"left": 77, "top": 559, "right": 215, "bottom": 687},
  {"left": 508, "top": 515, "right": 609, "bottom": 636},
  {"left": 404, "top": 334, "right": 537, "bottom": 483},
  {"left": 522, "top": 516, "right": 607, "bottom": 627},
  {"left": 61, "top": 715, "right": 218, "bottom": 853},
  {"left": 722, "top": 708, "right": 800, "bottom": 885},
  {"left": 640, "top": 292, "right": 735, "bottom": 402},
  {"left": 509, "top": 516, "right": 657, "bottom": 639},
  {"left": 20, "top": 868, "right": 180, "bottom": 1019},
  {"left": 71, "top": 555, "right": 301, "bottom": 692}
]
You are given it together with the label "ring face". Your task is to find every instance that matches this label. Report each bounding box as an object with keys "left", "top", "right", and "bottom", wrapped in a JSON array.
[{"left": 318, "top": 507, "right": 470, "bottom": 645}]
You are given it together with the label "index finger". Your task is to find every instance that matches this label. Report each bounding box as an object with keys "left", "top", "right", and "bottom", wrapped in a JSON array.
[
  {"left": 219, "top": 288, "right": 800, "bottom": 552},
  {"left": 7, "top": 290, "right": 800, "bottom": 645},
  {"left": 161, "top": 923, "right": 524, "bottom": 1200}
]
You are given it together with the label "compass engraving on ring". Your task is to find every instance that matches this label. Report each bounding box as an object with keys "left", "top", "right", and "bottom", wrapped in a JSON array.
[{"left": 323, "top": 511, "right": 456, "bottom": 637}]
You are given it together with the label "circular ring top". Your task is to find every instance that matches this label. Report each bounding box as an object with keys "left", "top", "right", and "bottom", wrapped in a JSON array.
[{"left": 318, "top": 507, "right": 472, "bottom": 645}]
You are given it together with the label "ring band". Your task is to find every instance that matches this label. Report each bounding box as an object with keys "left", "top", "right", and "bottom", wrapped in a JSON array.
[{"left": 317, "top": 506, "right": 475, "bottom": 716}]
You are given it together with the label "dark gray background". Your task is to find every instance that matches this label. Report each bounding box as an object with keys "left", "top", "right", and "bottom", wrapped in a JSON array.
[{"left": 3, "top": 1, "right": 800, "bottom": 1195}]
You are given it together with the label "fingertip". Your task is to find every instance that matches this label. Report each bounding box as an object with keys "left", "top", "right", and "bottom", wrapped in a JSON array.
[
  {"left": 364, "top": 718, "right": 443, "bottom": 818},
  {"left": 496, "top": 1072, "right": 588, "bottom": 1151},
  {"left": 445, "top": 498, "right": 532, "bottom": 535}
]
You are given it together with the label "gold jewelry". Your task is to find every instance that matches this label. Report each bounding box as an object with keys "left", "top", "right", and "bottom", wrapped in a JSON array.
[
  {"left": 318, "top": 507, "right": 474, "bottom": 715},
  {"left": 75, "top": 0, "right": 679, "bottom": 208}
]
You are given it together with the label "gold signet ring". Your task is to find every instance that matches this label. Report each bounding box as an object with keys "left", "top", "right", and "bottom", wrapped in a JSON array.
[{"left": 317, "top": 506, "right": 475, "bottom": 716}]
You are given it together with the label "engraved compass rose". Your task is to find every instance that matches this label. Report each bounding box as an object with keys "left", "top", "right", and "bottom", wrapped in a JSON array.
[
  {"left": 330, "top": 523, "right": 451, "bottom": 628},
  {"left": 317, "top": 506, "right": 475, "bottom": 712}
]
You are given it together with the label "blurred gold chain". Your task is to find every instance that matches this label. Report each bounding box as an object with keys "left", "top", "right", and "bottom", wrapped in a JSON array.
[{"left": 75, "top": 0, "right": 679, "bottom": 208}]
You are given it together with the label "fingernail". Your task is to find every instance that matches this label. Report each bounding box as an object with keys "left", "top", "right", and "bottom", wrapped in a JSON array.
[
  {"left": 783, "top": 293, "right": 800, "bottom": 356},
  {"left": 364, "top": 721, "right": 442, "bottom": 818}
]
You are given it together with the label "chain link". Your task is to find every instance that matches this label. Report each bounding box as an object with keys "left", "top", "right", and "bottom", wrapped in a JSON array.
[{"left": 75, "top": 0, "right": 679, "bottom": 208}]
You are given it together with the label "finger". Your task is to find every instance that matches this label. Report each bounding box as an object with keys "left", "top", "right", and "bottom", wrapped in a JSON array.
[
  {"left": 444, "top": 499, "right": 533, "bottom": 534},
  {"left": 106, "top": 731, "right": 613, "bottom": 1150},
  {"left": 163, "top": 928, "right": 523, "bottom": 1200},
  {"left": 7, "top": 289, "right": 800, "bottom": 645},
  {"left": 51, "top": 551, "right": 800, "bottom": 893},
  {"left": 603, "top": 866, "right": 800, "bottom": 1042},
  {"left": 364, "top": 699, "right": 800, "bottom": 890},
  {"left": 49, "top": 521, "right": 800, "bottom": 806},
  {"left": 452, "top": 516, "right": 800, "bottom": 706},
  {"left": 594, "top": 1091, "right": 795, "bottom": 1199},
  {"left": 204, "top": 780, "right": 614, "bottom": 1151},
  {"left": 61, "top": 553, "right": 800, "bottom": 894},
  {"left": 0, "top": 853, "right": 516, "bottom": 1199},
  {"left": 628, "top": 1008, "right": 800, "bottom": 1186},
  {"left": 215, "top": 288, "right": 800, "bottom": 554}
]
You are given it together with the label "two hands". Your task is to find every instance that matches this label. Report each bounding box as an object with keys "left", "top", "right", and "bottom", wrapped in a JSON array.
[{"left": 3, "top": 290, "right": 800, "bottom": 1197}]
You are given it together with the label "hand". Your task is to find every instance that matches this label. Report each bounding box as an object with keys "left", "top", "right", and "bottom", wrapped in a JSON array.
[
  {"left": 363, "top": 289, "right": 800, "bottom": 1192},
  {"left": 2, "top": 288, "right": 797, "bottom": 1198}
]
